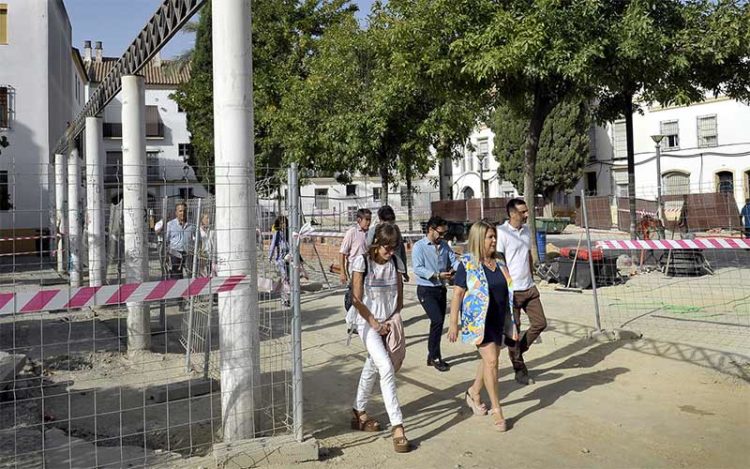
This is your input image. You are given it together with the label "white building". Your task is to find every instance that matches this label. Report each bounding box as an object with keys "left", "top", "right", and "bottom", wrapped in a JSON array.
[
  {"left": 450, "top": 124, "right": 518, "bottom": 201},
  {"left": 590, "top": 97, "right": 750, "bottom": 209},
  {"left": 82, "top": 43, "right": 208, "bottom": 206},
  {"left": 0, "top": 0, "right": 76, "bottom": 233}
]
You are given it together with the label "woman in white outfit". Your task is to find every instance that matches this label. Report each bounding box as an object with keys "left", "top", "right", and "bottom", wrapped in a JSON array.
[{"left": 349, "top": 223, "right": 411, "bottom": 453}]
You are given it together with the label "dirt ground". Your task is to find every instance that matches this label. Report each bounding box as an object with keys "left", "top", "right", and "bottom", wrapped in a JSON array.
[{"left": 1, "top": 276, "right": 748, "bottom": 468}]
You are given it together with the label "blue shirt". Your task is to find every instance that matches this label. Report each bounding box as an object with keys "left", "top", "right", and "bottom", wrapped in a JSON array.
[
  {"left": 742, "top": 204, "right": 750, "bottom": 228},
  {"left": 412, "top": 236, "right": 459, "bottom": 287},
  {"left": 166, "top": 218, "right": 196, "bottom": 254}
]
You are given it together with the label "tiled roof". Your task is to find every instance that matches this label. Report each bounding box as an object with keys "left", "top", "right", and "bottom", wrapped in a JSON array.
[{"left": 86, "top": 57, "right": 191, "bottom": 86}]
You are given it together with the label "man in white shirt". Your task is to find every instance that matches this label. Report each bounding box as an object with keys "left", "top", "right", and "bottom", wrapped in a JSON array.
[{"left": 497, "top": 198, "right": 547, "bottom": 385}]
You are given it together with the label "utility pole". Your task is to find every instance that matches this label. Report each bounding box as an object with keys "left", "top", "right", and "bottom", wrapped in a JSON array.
[
  {"left": 213, "top": 0, "right": 261, "bottom": 441},
  {"left": 651, "top": 134, "right": 666, "bottom": 239},
  {"left": 122, "top": 75, "right": 150, "bottom": 351}
]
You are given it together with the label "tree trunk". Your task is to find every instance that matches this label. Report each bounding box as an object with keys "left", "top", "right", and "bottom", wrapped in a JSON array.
[
  {"left": 437, "top": 140, "right": 453, "bottom": 200},
  {"left": 379, "top": 164, "right": 389, "bottom": 206},
  {"left": 542, "top": 191, "right": 555, "bottom": 218},
  {"left": 524, "top": 88, "right": 552, "bottom": 264},
  {"left": 406, "top": 168, "right": 414, "bottom": 231},
  {"left": 624, "top": 96, "right": 637, "bottom": 240}
]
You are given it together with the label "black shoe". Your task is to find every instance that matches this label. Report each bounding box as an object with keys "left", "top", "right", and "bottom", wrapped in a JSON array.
[
  {"left": 427, "top": 357, "right": 450, "bottom": 372},
  {"left": 514, "top": 367, "right": 534, "bottom": 385}
]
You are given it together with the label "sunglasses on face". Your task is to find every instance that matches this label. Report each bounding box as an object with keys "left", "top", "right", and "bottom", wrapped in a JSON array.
[{"left": 382, "top": 244, "right": 397, "bottom": 253}]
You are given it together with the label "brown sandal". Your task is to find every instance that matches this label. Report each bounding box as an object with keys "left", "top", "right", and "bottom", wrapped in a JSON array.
[
  {"left": 351, "top": 409, "right": 381, "bottom": 432},
  {"left": 392, "top": 424, "right": 411, "bottom": 453}
]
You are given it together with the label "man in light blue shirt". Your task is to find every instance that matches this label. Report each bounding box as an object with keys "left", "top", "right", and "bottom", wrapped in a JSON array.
[
  {"left": 156, "top": 202, "right": 196, "bottom": 278},
  {"left": 412, "top": 216, "right": 459, "bottom": 372}
]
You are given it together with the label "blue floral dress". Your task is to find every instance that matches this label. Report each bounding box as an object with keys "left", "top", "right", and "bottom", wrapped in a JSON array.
[{"left": 455, "top": 254, "right": 518, "bottom": 346}]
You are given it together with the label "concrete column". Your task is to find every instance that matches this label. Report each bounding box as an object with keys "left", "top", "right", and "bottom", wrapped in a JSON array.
[
  {"left": 55, "top": 153, "right": 68, "bottom": 274},
  {"left": 67, "top": 148, "right": 82, "bottom": 287},
  {"left": 213, "top": 0, "right": 260, "bottom": 441},
  {"left": 86, "top": 117, "right": 106, "bottom": 286},
  {"left": 122, "top": 75, "right": 150, "bottom": 351}
]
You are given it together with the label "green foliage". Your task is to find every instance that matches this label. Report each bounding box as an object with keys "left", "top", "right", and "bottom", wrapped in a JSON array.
[
  {"left": 171, "top": 0, "right": 358, "bottom": 191},
  {"left": 171, "top": 3, "right": 212, "bottom": 187},
  {"left": 490, "top": 98, "right": 591, "bottom": 201}
]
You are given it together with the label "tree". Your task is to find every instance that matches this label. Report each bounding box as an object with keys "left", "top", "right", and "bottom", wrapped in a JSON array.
[
  {"left": 592, "top": 0, "right": 750, "bottom": 238},
  {"left": 490, "top": 98, "right": 592, "bottom": 216},
  {"left": 172, "top": 0, "right": 358, "bottom": 193},
  {"left": 443, "top": 0, "right": 605, "bottom": 262}
]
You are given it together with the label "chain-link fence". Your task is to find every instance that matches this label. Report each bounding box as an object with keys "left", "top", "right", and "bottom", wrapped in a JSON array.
[
  {"left": 570, "top": 181, "right": 750, "bottom": 365},
  {"left": 0, "top": 162, "right": 301, "bottom": 467}
]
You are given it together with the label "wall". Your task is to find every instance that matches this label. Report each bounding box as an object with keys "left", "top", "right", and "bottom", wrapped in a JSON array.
[
  {"left": 101, "top": 85, "right": 207, "bottom": 203},
  {"left": 0, "top": 0, "right": 60, "bottom": 230}
]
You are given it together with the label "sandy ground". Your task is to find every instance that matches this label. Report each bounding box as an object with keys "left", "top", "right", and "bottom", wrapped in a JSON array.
[{"left": 1, "top": 273, "right": 748, "bottom": 468}]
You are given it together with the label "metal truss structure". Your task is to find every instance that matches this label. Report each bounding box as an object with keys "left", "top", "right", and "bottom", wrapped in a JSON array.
[{"left": 53, "top": 0, "right": 206, "bottom": 155}]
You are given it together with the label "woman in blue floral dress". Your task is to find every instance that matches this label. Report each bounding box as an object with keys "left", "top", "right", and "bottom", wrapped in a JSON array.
[{"left": 448, "top": 221, "right": 517, "bottom": 432}]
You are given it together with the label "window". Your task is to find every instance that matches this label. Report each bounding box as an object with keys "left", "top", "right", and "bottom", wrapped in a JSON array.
[
  {"left": 0, "top": 85, "right": 10, "bottom": 128},
  {"left": 0, "top": 4, "right": 8, "bottom": 45},
  {"left": 613, "top": 121, "right": 626, "bottom": 159},
  {"left": 0, "top": 170, "right": 10, "bottom": 210},
  {"left": 478, "top": 138, "right": 490, "bottom": 169},
  {"left": 697, "top": 115, "right": 718, "bottom": 148},
  {"left": 660, "top": 120, "right": 679, "bottom": 150},
  {"left": 663, "top": 171, "right": 690, "bottom": 196},
  {"left": 464, "top": 148, "right": 474, "bottom": 172},
  {"left": 346, "top": 184, "right": 357, "bottom": 197},
  {"left": 314, "top": 188, "right": 329, "bottom": 209},
  {"left": 462, "top": 186, "right": 474, "bottom": 200},
  {"left": 504, "top": 191, "right": 514, "bottom": 198},
  {"left": 716, "top": 171, "right": 733, "bottom": 194},
  {"left": 103, "top": 123, "right": 122, "bottom": 138},
  {"left": 145, "top": 105, "right": 163, "bottom": 138},
  {"left": 178, "top": 143, "right": 193, "bottom": 160},
  {"left": 179, "top": 188, "right": 193, "bottom": 200},
  {"left": 147, "top": 151, "right": 160, "bottom": 180},
  {"left": 585, "top": 172, "right": 598, "bottom": 196},
  {"left": 613, "top": 169, "right": 628, "bottom": 197},
  {"left": 372, "top": 187, "right": 381, "bottom": 202},
  {"left": 400, "top": 186, "right": 413, "bottom": 206}
]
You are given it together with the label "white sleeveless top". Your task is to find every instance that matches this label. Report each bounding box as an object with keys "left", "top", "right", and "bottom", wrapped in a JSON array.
[{"left": 346, "top": 255, "right": 399, "bottom": 326}]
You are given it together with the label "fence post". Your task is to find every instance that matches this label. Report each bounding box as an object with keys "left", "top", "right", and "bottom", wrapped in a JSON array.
[
  {"left": 288, "top": 163, "right": 304, "bottom": 442},
  {"left": 185, "top": 198, "right": 202, "bottom": 373},
  {"left": 582, "top": 190, "right": 602, "bottom": 331}
]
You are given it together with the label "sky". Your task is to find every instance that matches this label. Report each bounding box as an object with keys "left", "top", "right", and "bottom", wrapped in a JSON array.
[{"left": 65, "top": 0, "right": 378, "bottom": 60}]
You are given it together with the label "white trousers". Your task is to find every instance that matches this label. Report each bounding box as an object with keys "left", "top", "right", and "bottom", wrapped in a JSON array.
[{"left": 353, "top": 323, "right": 403, "bottom": 427}]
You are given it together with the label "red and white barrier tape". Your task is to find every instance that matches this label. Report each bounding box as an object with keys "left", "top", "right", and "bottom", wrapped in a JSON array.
[
  {"left": 596, "top": 238, "right": 750, "bottom": 250},
  {"left": 0, "top": 275, "right": 275, "bottom": 316},
  {"left": 0, "top": 235, "right": 55, "bottom": 242}
]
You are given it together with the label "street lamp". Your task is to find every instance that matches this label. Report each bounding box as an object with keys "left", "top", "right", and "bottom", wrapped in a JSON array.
[
  {"left": 478, "top": 153, "right": 485, "bottom": 220},
  {"left": 651, "top": 134, "right": 665, "bottom": 238}
]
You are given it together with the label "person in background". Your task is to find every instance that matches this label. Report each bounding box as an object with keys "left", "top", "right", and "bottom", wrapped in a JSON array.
[
  {"left": 741, "top": 198, "right": 750, "bottom": 239},
  {"left": 448, "top": 221, "right": 516, "bottom": 432},
  {"left": 339, "top": 209, "right": 372, "bottom": 284},
  {"left": 367, "top": 205, "right": 409, "bottom": 283},
  {"left": 497, "top": 198, "right": 547, "bottom": 385},
  {"left": 269, "top": 215, "right": 291, "bottom": 306},
  {"left": 155, "top": 201, "right": 196, "bottom": 279},
  {"left": 412, "top": 215, "right": 459, "bottom": 372},
  {"left": 198, "top": 212, "right": 216, "bottom": 276},
  {"left": 349, "top": 223, "right": 410, "bottom": 453}
]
